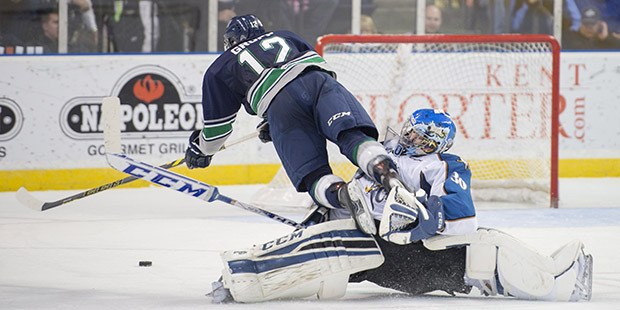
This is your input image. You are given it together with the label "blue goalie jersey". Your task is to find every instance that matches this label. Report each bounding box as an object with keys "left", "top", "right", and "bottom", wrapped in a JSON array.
[{"left": 199, "top": 30, "right": 334, "bottom": 154}]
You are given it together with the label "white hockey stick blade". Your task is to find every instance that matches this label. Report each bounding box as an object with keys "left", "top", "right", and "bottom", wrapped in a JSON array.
[
  {"left": 102, "top": 96, "right": 121, "bottom": 154},
  {"left": 15, "top": 187, "right": 45, "bottom": 211}
]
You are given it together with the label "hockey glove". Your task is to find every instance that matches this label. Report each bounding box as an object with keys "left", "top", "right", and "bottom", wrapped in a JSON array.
[
  {"left": 379, "top": 187, "right": 445, "bottom": 245},
  {"left": 256, "top": 119, "right": 272, "bottom": 143},
  {"left": 185, "top": 129, "right": 213, "bottom": 169}
]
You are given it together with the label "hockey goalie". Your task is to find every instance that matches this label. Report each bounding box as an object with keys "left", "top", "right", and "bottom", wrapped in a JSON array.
[{"left": 210, "top": 109, "right": 593, "bottom": 303}]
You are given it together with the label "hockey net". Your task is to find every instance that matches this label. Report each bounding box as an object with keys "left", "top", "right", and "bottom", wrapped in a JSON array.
[{"left": 252, "top": 34, "right": 560, "bottom": 209}]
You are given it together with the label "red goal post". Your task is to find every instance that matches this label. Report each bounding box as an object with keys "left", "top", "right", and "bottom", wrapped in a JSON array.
[{"left": 254, "top": 34, "right": 560, "bottom": 209}]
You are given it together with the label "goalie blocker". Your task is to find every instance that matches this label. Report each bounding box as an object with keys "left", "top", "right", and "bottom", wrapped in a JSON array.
[{"left": 213, "top": 221, "right": 592, "bottom": 303}]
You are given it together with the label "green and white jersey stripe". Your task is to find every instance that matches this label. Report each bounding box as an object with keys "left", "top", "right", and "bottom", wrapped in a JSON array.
[
  {"left": 246, "top": 51, "right": 334, "bottom": 117},
  {"left": 199, "top": 113, "right": 236, "bottom": 154}
]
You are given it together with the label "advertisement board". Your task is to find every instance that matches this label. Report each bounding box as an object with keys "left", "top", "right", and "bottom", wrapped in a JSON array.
[{"left": 0, "top": 52, "right": 618, "bottom": 190}]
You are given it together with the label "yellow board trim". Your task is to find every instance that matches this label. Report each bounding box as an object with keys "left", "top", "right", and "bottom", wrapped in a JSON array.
[
  {"left": 2, "top": 159, "right": 619, "bottom": 192},
  {"left": 1, "top": 164, "right": 282, "bottom": 191},
  {"left": 559, "top": 158, "right": 620, "bottom": 178}
]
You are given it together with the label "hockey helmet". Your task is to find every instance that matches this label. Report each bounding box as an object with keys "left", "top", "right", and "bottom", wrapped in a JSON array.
[
  {"left": 223, "top": 14, "right": 266, "bottom": 50},
  {"left": 398, "top": 108, "right": 456, "bottom": 156}
]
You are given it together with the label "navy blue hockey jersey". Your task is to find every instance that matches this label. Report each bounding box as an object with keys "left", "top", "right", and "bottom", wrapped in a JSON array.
[{"left": 199, "top": 30, "right": 333, "bottom": 154}]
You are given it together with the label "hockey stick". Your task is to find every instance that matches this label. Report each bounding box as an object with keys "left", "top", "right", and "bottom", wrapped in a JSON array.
[
  {"left": 16, "top": 157, "right": 184, "bottom": 212},
  {"left": 105, "top": 153, "right": 303, "bottom": 229},
  {"left": 102, "top": 94, "right": 303, "bottom": 229},
  {"left": 16, "top": 97, "right": 258, "bottom": 212}
]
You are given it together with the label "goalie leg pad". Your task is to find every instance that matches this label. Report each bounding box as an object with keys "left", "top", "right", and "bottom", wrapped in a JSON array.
[
  {"left": 219, "top": 219, "right": 384, "bottom": 303},
  {"left": 424, "top": 228, "right": 593, "bottom": 301},
  {"left": 464, "top": 243, "right": 500, "bottom": 296},
  {"left": 550, "top": 240, "right": 593, "bottom": 301}
]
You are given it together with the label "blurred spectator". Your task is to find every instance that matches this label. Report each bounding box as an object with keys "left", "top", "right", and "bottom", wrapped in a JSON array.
[
  {"left": 360, "top": 14, "right": 378, "bottom": 34},
  {"left": 0, "top": 0, "right": 97, "bottom": 53},
  {"left": 434, "top": 0, "right": 461, "bottom": 8},
  {"left": 602, "top": 0, "right": 620, "bottom": 37},
  {"left": 325, "top": 0, "right": 376, "bottom": 35},
  {"left": 196, "top": 0, "right": 283, "bottom": 51},
  {"left": 464, "top": 0, "right": 507, "bottom": 34},
  {"left": 156, "top": 0, "right": 202, "bottom": 52},
  {"left": 215, "top": 0, "right": 237, "bottom": 50},
  {"left": 283, "top": 0, "right": 340, "bottom": 44},
  {"left": 67, "top": 0, "right": 98, "bottom": 52},
  {"left": 0, "top": 0, "right": 49, "bottom": 47},
  {"left": 193, "top": 0, "right": 238, "bottom": 51},
  {"left": 222, "top": 0, "right": 376, "bottom": 49},
  {"left": 106, "top": 0, "right": 158, "bottom": 52},
  {"left": 564, "top": 5, "right": 620, "bottom": 49},
  {"left": 38, "top": 9, "right": 59, "bottom": 53},
  {"left": 226, "top": 0, "right": 339, "bottom": 45},
  {"left": 233, "top": 0, "right": 285, "bottom": 29},
  {"left": 425, "top": 4, "right": 443, "bottom": 34},
  {"left": 510, "top": 0, "right": 554, "bottom": 34},
  {"left": 218, "top": 2, "right": 236, "bottom": 23},
  {"left": 574, "top": 0, "right": 620, "bottom": 39},
  {"left": 102, "top": 0, "right": 236, "bottom": 52},
  {"left": 563, "top": 0, "right": 583, "bottom": 32}
]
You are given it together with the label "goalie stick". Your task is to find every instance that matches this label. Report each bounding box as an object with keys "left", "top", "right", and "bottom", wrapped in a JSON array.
[
  {"left": 16, "top": 97, "right": 258, "bottom": 212},
  {"left": 102, "top": 95, "right": 304, "bottom": 229}
]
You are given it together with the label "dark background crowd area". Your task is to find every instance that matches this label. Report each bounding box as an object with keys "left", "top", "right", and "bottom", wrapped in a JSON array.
[{"left": 1, "top": 0, "right": 619, "bottom": 54}]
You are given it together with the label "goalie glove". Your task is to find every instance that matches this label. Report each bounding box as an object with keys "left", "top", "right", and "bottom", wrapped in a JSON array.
[
  {"left": 256, "top": 119, "right": 271, "bottom": 143},
  {"left": 185, "top": 129, "right": 213, "bottom": 169},
  {"left": 379, "top": 187, "right": 445, "bottom": 245}
]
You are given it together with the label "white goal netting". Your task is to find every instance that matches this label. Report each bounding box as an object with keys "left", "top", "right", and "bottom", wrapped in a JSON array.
[{"left": 253, "top": 34, "right": 560, "bottom": 209}]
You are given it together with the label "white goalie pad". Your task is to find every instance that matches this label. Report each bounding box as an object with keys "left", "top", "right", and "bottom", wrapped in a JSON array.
[
  {"left": 423, "top": 228, "right": 592, "bottom": 302},
  {"left": 219, "top": 219, "right": 384, "bottom": 303}
]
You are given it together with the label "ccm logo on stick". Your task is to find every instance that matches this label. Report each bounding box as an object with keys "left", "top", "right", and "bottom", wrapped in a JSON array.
[{"left": 122, "top": 163, "right": 208, "bottom": 197}]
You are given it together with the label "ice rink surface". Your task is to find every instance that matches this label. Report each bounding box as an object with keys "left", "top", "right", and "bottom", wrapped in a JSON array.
[{"left": 2, "top": 178, "right": 620, "bottom": 309}]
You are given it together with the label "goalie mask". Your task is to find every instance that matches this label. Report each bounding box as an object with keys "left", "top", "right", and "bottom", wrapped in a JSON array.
[
  {"left": 223, "top": 14, "right": 266, "bottom": 51},
  {"left": 397, "top": 109, "right": 456, "bottom": 156}
]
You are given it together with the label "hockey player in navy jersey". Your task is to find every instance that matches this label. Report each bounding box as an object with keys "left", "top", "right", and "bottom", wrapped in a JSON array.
[
  {"left": 185, "top": 14, "right": 411, "bottom": 235},
  {"left": 210, "top": 109, "right": 593, "bottom": 303}
]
